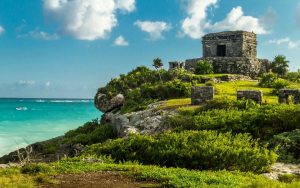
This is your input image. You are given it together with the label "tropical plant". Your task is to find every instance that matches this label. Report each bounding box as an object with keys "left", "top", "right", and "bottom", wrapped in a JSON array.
[
  {"left": 153, "top": 58, "right": 164, "bottom": 81},
  {"left": 259, "top": 72, "right": 278, "bottom": 88},
  {"left": 195, "top": 60, "right": 214, "bottom": 75},
  {"left": 271, "top": 55, "right": 289, "bottom": 76}
]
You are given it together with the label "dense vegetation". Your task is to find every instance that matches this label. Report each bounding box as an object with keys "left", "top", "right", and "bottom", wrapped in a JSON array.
[
  {"left": 169, "top": 100, "right": 300, "bottom": 140},
  {"left": 85, "top": 130, "right": 277, "bottom": 173}
]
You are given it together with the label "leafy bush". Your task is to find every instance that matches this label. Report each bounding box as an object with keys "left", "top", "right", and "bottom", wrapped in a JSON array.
[
  {"left": 169, "top": 102, "right": 300, "bottom": 140},
  {"left": 195, "top": 60, "right": 214, "bottom": 75},
  {"left": 21, "top": 163, "right": 53, "bottom": 175},
  {"left": 272, "top": 79, "right": 290, "bottom": 94},
  {"left": 278, "top": 174, "right": 300, "bottom": 183},
  {"left": 285, "top": 71, "right": 300, "bottom": 83},
  {"left": 269, "top": 130, "right": 300, "bottom": 163},
  {"left": 85, "top": 131, "right": 277, "bottom": 173},
  {"left": 64, "top": 119, "right": 116, "bottom": 145},
  {"left": 259, "top": 72, "right": 278, "bottom": 88},
  {"left": 121, "top": 80, "right": 192, "bottom": 113}
]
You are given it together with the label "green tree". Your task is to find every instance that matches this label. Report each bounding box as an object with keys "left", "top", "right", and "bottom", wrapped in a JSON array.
[
  {"left": 195, "top": 60, "right": 214, "bottom": 75},
  {"left": 271, "top": 55, "right": 289, "bottom": 76},
  {"left": 153, "top": 58, "right": 164, "bottom": 81}
]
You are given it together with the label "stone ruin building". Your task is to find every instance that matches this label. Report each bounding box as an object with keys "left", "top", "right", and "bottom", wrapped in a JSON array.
[{"left": 169, "top": 31, "right": 270, "bottom": 77}]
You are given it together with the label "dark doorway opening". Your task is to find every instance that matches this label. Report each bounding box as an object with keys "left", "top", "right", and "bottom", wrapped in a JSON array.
[{"left": 217, "top": 45, "right": 226, "bottom": 57}]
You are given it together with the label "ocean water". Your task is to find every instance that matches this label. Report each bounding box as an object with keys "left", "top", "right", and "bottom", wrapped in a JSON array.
[{"left": 0, "top": 98, "right": 101, "bottom": 157}]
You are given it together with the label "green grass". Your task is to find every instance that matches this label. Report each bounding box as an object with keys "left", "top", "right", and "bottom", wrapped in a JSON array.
[
  {"left": 214, "top": 80, "right": 278, "bottom": 103},
  {"left": 0, "top": 168, "right": 36, "bottom": 188},
  {"left": 11, "top": 158, "right": 299, "bottom": 188}
]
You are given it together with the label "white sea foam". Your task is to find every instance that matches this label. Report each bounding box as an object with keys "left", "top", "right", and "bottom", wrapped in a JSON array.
[
  {"left": 35, "top": 99, "right": 45, "bottom": 103},
  {"left": 50, "top": 99, "right": 92, "bottom": 103},
  {"left": 16, "top": 107, "right": 28, "bottom": 111}
]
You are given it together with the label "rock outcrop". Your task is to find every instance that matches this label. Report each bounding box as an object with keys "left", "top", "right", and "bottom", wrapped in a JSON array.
[
  {"left": 102, "top": 102, "right": 177, "bottom": 137},
  {"left": 0, "top": 137, "right": 85, "bottom": 164},
  {"left": 94, "top": 93, "right": 125, "bottom": 113}
]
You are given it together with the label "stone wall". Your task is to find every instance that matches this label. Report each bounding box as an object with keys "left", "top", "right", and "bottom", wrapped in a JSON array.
[
  {"left": 184, "top": 57, "right": 262, "bottom": 77},
  {"left": 237, "top": 90, "right": 263, "bottom": 104},
  {"left": 278, "top": 89, "right": 300, "bottom": 104},
  {"left": 169, "top": 61, "right": 185, "bottom": 70},
  {"left": 202, "top": 31, "right": 257, "bottom": 58},
  {"left": 191, "top": 86, "right": 214, "bottom": 105},
  {"left": 169, "top": 31, "right": 268, "bottom": 77}
]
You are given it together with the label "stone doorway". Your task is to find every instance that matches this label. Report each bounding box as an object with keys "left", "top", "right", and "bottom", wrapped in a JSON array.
[{"left": 217, "top": 45, "right": 226, "bottom": 57}]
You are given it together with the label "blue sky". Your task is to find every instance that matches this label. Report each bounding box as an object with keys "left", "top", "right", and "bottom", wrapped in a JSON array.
[{"left": 0, "top": 0, "right": 299, "bottom": 98}]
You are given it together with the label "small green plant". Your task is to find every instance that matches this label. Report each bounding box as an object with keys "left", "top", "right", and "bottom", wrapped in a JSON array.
[
  {"left": 64, "top": 120, "right": 116, "bottom": 145},
  {"left": 21, "top": 163, "right": 53, "bottom": 175},
  {"left": 278, "top": 174, "right": 300, "bottom": 183},
  {"left": 259, "top": 72, "right": 278, "bottom": 88},
  {"left": 205, "top": 80, "right": 215, "bottom": 86},
  {"left": 195, "top": 60, "right": 214, "bottom": 75}
]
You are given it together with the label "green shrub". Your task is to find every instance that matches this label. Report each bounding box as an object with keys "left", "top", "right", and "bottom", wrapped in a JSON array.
[
  {"left": 121, "top": 80, "right": 192, "bottom": 113},
  {"left": 169, "top": 103, "right": 300, "bottom": 140},
  {"left": 269, "top": 130, "right": 300, "bottom": 163},
  {"left": 85, "top": 131, "right": 277, "bottom": 173},
  {"left": 259, "top": 72, "right": 278, "bottom": 88},
  {"left": 64, "top": 119, "right": 116, "bottom": 145},
  {"left": 272, "top": 79, "right": 290, "bottom": 94},
  {"left": 21, "top": 163, "right": 53, "bottom": 175},
  {"left": 278, "top": 174, "right": 300, "bottom": 183},
  {"left": 195, "top": 60, "right": 214, "bottom": 75},
  {"left": 285, "top": 71, "right": 300, "bottom": 83}
]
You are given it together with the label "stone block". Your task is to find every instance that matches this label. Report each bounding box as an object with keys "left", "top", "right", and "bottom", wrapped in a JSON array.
[
  {"left": 191, "top": 86, "right": 214, "bottom": 105},
  {"left": 278, "top": 89, "right": 300, "bottom": 104},
  {"left": 237, "top": 90, "right": 263, "bottom": 104}
]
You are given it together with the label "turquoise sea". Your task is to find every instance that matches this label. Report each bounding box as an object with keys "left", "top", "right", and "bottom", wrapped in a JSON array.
[{"left": 0, "top": 98, "right": 101, "bottom": 157}]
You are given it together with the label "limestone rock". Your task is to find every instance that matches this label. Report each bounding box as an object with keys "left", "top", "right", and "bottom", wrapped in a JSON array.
[
  {"left": 263, "top": 163, "right": 300, "bottom": 180},
  {"left": 105, "top": 102, "right": 177, "bottom": 137},
  {"left": 95, "top": 93, "right": 125, "bottom": 113}
]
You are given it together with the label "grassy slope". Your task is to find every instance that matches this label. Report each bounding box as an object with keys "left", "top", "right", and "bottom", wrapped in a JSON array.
[
  {"left": 1, "top": 158, "right": 300, "bottom": 188},
  {"left": 161, "top": 80, "right": 300, "bottom": 109}
]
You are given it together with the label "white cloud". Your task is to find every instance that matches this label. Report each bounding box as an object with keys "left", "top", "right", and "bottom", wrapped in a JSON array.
[
  {"left": 180, "top": 0, "right": 268, "bottom": 39},
  {"left": 296, "top": 3, "right": 300, "bottom": 28},
  {"left": 134, "top": 20, "right": 172, "bottom": 40},
  {"left": 268, "top": 37, "right": 300, "bottom": 49},
  {"left": 43, "top": 0, "right": 136, "bottom": 41},
  {"left": 0, "top": 26, "right": 5, "bottom": 35},
  {"left": 18, "top": 28, "right": 59, "bottom": 40},
  {"left": 181, "top": 0, "right": 218, "bottom": 39},
  {"left": 211, "top": 6, "right": 267, "bottom": 34},
  {"left": 17, "top": 80, "right": 36, "bottom": 86},
  {"left": 114, "top": 35, "right": 129, "bottom": 46}
]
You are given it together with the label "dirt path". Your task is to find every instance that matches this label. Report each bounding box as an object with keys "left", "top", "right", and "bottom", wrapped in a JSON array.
[{"left": 43, "top": 171, "right": 161, "bottom": 188}]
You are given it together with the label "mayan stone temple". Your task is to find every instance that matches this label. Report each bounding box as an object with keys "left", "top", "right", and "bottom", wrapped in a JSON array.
[{"left": 169, "top": 31, "right": 270, "bottom": 77}]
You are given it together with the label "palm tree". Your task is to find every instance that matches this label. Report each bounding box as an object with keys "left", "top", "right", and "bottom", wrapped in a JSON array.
[
  {"left": 152, "top": 58, "right": 163, "bottom": 81},
  {"left": 271, "top": 55, "right": 289, "bottom": 76}
]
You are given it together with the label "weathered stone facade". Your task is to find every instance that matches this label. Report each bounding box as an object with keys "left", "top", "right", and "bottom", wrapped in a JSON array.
[
  {"left": 278, "top": 89, "right": 300, "bottom": 104},
  {"left": 169, "top": 31, "right": 270, "bottom": 76},
  {"left": 237, "top": 90, "right": 263, "bottom": 104},
  {"left": 169, "top": 61, "right": 185, "bottom": 70},
  {"left": 191, "top": 86, "right": 214, "bottom": 105}
]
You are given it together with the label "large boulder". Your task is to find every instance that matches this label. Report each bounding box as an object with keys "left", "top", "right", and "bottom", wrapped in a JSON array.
[{"left": 95, "top": 93, "right": 125, "bottom": 113}]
